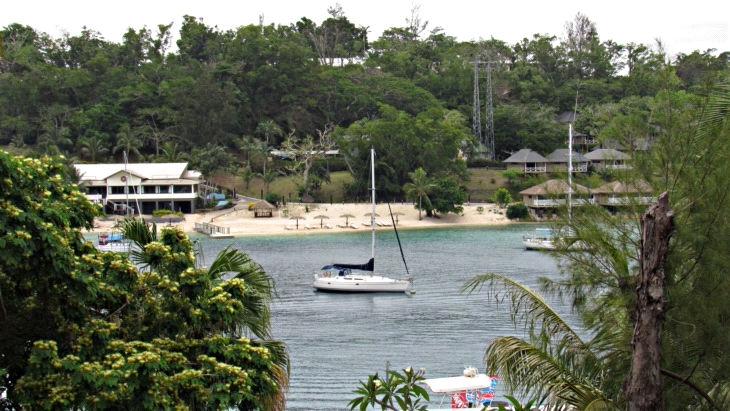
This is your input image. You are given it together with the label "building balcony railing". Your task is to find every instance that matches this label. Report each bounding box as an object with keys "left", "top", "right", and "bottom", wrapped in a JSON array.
[
  {"left": 605, "top": 164, "right": 632, "bottom": 170},
  {"left": 95, "top": 192, "right": 199, "bottom": 201},
  {"left": 528, "top": 198, "right": 592, "bottom": 208},
  {"left": 603, "top": 196, "right": 655, "bottom": 205},
  {"left": 524, "top": 165, "right": 547, "bottom": 173},
  {"left": 86, "top": 194, "right": 103, "bottom": 203}
]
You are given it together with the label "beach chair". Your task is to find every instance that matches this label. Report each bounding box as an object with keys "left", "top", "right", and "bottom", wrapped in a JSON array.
[
  {"left": 324, "top": 223, "right": 334, "bottom": 229},
  {"left": 380, "top": 221, "right": 393, "bottom": 227},
  {"left": 362, "top": 221, "right": 372, "bottom": 227},
  {"left": 284, "top": 225, "right": 294, "bottom": 230},
  {"left": 336, "top": 224, "right": 347, "bottom": 228},
  {"left": 349, "top": 223, "right": 358, "bottom": 229}
]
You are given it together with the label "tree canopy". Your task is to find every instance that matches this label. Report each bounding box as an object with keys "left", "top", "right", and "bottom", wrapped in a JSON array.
[{"left": 0, "top": 150, "right": 288, "bottom": 409}]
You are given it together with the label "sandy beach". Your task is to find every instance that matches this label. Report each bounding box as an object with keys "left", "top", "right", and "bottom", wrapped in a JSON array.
[{"left": 90, "top": 202, "right": 510, "bottom": 237}]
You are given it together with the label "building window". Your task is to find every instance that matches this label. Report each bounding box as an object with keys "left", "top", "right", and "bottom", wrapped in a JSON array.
[
  {"left": 128, "top": 186, "right": 139, "bottom": 194},
  {"left": 142, "top": 186, "right": 157, "bottom": 194},
  {"left": 158, "top": 185, "right": 170, "bottom": 193},
  {"left": 110, "top": 186, "right": 125, "bottom": 194},
  {"left": 173, "top": 185, "right": 192, "bottom": 194}
]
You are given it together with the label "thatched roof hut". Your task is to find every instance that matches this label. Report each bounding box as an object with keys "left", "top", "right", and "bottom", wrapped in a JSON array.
[
  {"left": 519, "top": 179, "right": 589, "bottom": 196},
  {"left": 253, "top": 200, "right": 275, "bottom": 218},
  {"left": 591, "top": 180, "right": 652, "bottom": 194}
]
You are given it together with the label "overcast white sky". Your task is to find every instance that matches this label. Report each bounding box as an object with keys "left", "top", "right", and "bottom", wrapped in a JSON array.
[{"left": 3, "top": 0, "right": 729, "bottom": 57}]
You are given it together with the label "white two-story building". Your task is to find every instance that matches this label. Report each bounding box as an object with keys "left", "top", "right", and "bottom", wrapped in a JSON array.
[{"left": 74, "top": 162, "right": 202, "bottom": 214}]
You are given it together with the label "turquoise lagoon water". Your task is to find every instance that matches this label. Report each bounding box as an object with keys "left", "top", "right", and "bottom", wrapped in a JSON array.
[{"left": 194, "top": 225, "right": 578, "bottom": 410}]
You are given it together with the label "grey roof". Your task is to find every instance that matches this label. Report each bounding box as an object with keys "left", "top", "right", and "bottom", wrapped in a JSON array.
[
  {"left": 546, "top": 149, "right": 588, "bottom": 163},
  {"left": 556, "top": 111, "right": 577, "bottom": 123},
  {"left": 503, "top": 148, "right": 548, "bottom": 163},
  {"left": 585, "top": 148, "right": 631, "bottom": 161}
]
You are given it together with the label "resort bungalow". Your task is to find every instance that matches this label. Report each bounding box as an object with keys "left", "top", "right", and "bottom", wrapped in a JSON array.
[
  {"left": 503, "top": 149, "right": 548, "bottom": 174},
  {"left": 570, "top": 132, "right": 598, "bottom": 152},
  {"left": 519, "top": 179, "right": 590, "bottom": 219},
  {"left": 545, "top": 149, "right": 589, "bottom": 173},
  {"left": 584, "top": 148, "right": 632, "bottom": 171},
  {"left": 591, "top": 180, "right": 654, "bottom": 207},
  {"left": 74, "top": 162, "right": 202, "bottom": 214}
]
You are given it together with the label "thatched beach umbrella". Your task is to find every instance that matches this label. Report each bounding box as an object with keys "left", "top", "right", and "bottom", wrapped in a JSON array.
[
  {"left": 391, "top": 211, "right": 405, "bottom": 224},
  {"left": 340, "top": 213, "right": 355, "bottom": 225},
  {"left": 289, "top": 215, "right": 305, "bottom": 229},
  {"left": 313, "top": 214, "right": 330, "bottom": 228},
  {"left": 363, "top": 212, "right": 380, "bottom": 217}
]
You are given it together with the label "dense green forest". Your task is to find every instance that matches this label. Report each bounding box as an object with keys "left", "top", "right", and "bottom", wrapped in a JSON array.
[{"left": 1, "top": 9, "right": 728, "bottom": 199}]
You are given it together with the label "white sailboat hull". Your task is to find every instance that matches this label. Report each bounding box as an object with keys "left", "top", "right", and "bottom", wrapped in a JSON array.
[
  {"left": 523, "top": 238, "right": 556, "bottom": 251},
  {"left": 313, "top": 275, "right": 410, "bottom": 293}
]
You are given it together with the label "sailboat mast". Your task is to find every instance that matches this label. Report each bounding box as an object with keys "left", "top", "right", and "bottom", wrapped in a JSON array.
[
  {"left": 124, "top": 151, "right": 130, "bottom": 217},
  {"left": 370, "top": 148, "right": 376, "bottom": 259},
  {"left": 568, "top": 123, "right": 573, "bottom": 221}
]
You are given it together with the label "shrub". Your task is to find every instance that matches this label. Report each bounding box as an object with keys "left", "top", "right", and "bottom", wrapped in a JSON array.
[
  {"left": 476, "top": 206, "right": 484, "bottom": 214},
  {"left": 506, "top": 203, "right": 529, "bottom": 220},
  {"left": 265, "top": 193, "right": 281, "bottom": 205},
  {"left": 492, "top": 188, "right": 513, "bottom": 208},
  {"left": 247, "top": 202, "right": 255, "bottom": 211},
  {"left": 152, "top": 209, "right": 183, "bottom": 218}
]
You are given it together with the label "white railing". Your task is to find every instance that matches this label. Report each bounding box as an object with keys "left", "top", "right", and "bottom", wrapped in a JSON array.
[
  {"left": 86, "top": 194, "right": 103, "bottom": 203},
  {"left": 605, "top": 196, "right": 655, "bottom": 205},
  {"left": 573, "top": 164, "right": 588, "bottom": 172},
  {"left": 524, "top": 165, "right": 547, "bottom": 173},
  {"left": 605, "top": 164, "right": 632, "bottom": 170},
  {"left": 529, "top": 198, "right": 592, "bottom": 207},
  {"left": 194, "top": 222, "right": 230, "bottom": 235}
]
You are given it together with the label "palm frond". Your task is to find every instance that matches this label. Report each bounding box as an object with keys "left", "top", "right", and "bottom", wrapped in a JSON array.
[
  {"left": 207, "top": 247, "right": 276, "bottom": 338},
  {"left": 463, "top": 273, "right": 586, "bottom": 350},
  {"left": 119, "top": 218, "right": 158, "bottom": 268},
  {"left": 485, "top": 336, "right": 608, "bottom": 409}
]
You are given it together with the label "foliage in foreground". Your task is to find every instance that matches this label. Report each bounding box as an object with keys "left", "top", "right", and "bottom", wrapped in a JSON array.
[
  {"left": 0, "top": 151, "right": 288, "bottom": 409},
  {"left": 349, "top": 367, "right": 429, "bottom": 411},
  {"left": 463, "top": 83, "right": 730, "bottom": 409}
]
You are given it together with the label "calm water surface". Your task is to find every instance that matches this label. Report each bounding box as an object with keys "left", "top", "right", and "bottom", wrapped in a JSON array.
[{"left": 195, "top": 225, "right": 577, "bottom": 410}]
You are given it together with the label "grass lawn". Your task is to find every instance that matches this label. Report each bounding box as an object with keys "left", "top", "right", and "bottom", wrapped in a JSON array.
[
  {"left": 212, "top": 167, "right": 511, "bottom": 203},
  {"left": 212, "top": 171, "right": 353, "bottom": 202},
  {"left": 465, "top": 168, "right": 508, "bottom": 202}
]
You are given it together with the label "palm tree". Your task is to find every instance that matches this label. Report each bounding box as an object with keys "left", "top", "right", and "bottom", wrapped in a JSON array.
[
  {"left": 159, "top": 141, "right": 185, "bottom": 162},
  {"left": 463, "top": 274, "right": 618, "bottom": 409},
  {"left": 113, "top": 124, "right": 142, "bottom": 160},
  {"left": 258, "top": 169, "right": 278, "bottom": 196},
  {"left": 119, "top": 218, "right": 289, "bottom": 409},
  {"left": 255, "top": 120, "right": 283, "bottom": 147},
  {"left": 78, "top": 133, "right": 109, "bottom": 161},
  {"left": 241, "top": 165, "right": 255, "bottom": 192},
  {"left": 403, "top": 167, "right": 435, "bottom": 220}
]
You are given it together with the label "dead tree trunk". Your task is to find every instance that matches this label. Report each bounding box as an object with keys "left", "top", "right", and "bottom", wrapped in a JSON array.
[{"left": 626, "top": 192, "right": 674, "bottom": 411}]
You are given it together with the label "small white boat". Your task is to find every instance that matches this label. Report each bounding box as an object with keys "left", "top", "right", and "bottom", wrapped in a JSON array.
[
  {"left": 522, "top": 228, "right": 556, "bottom": 251},
  {"left": 313, "top": 149, "right": 411, "bottom": 293},
  {"left": 96, "top": 232, "right": 131, "bottom": 253}
]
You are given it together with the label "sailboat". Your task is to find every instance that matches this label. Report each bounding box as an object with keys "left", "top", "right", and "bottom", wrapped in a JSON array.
[{"left": 312, "top": 149, "right": 412, "bottom": 293}]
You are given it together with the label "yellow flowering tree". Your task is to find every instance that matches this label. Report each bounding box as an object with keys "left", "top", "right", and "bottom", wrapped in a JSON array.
[{"left": 0, "top": 151, "right": 288, "bottom": 410}]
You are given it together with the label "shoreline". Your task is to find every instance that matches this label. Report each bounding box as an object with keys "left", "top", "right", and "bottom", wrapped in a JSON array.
[{"left": 87, "top": 202, "right": 517, "bottom": 238}]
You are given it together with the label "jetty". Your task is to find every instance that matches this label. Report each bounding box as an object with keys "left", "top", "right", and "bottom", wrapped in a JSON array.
[{"left": 194, "top": 222, "right": 233, "bottom": 239}]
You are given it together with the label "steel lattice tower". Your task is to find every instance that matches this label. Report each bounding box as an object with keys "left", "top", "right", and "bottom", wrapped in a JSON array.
[
  {"left": 485, "top": 62, "right": 495, "bottom": 160},
  {"left": 472, "top": 59, "right": 482, "bottom": 144}
]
